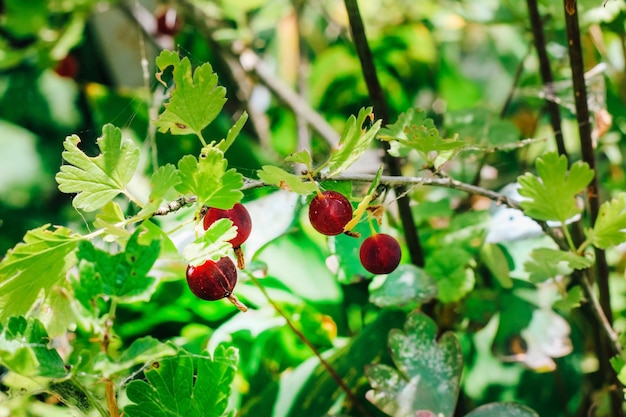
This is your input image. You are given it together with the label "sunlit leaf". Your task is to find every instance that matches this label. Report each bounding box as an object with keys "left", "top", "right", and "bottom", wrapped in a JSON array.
[
  {"left": 175, "top": 147, "right": 243, "bottom": 209},
  {"left": 93, "top": 337, "right": 177, "bottom": 378},
  {"left": 365, "top": 312, "right": 463, "bottom": 417},
  {"left": 137, "top": 164, "right": 181, "bottom": 217},
  {"left": 585, "top": 193, "right": 626, "bottom": 249},
  {"left": 379, "top": 108, "right": 465, "bottom": 168},
  {"left": 154, "top": 50, "right": 227, "bottom": 137},
  {"left": 285, "top": 150, "right": 313, "bottom": 172},
  {"left": 518, "top": 152, "right": 593, "bottom": 223},
  {"left": 257, "top": 165, "right": 317, "bottom": 194},
  {"left": 324, "top": 107, "right": 381, "bottom": 177},
  {"left": 94, "top": 201, "right": 130, "bottom": 242},
  {"left": 182, "top": 218, "right": 237, "bottom": 267},
  {"left": 55, "top": 124, "right": 140, "bottom": 212},
  {"left": 0, "top": 316, "right": 66, "bottom": 378},
  {"left": 216, "top": 111, "right": 248, "bottom": 153},
  {"left": 124, "top": 345, "right": 238, "bottom": 417},
  {"left": 524, "top": 248, "right": 593, "bottom": 283},
  {"left": 0, "top": 225, "right": 79, "bottom": 322}
]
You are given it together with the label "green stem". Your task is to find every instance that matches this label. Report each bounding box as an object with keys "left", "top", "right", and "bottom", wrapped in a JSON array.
[
  {"left": 122, "top": 189, "right": 145, "bottom": 208},
  {"left": 562, "top": 224, "right": 576, "bottom": 252},
  {"left": 196, "top": 131, "right": 208, "bottom": 147},
  {"left": 247, "top": 274, "right": 373, "bottom": 417}
]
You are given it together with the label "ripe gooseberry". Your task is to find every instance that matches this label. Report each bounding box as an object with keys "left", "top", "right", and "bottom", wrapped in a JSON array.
[
  {"left": 203, "top": 203, "right": 252, "bottom": 269},
  {"left": 308, "top": 190, "right": 353, "bottom": 236},
  {"left": 186, "top": 257, "right": 247, "bottom": 311},
  {"left": 359, "top": 234, "right": 401, "bottom": 274},
  {"left": 155, "top": 7, "right": 182, "bottom": 37}
]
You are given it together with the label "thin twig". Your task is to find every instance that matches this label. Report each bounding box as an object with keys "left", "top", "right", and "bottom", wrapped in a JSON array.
[
  {"left": 343, "top": 0, "right": 424, "bottom": 267},
  {"left": 247, "top": 274, "right": 373, "bottom": 417},
  {"left": 564, "top": 2, "right": 622, "bottom": 416},
  {"left": 527, "top": 0, "right": 568, "bottom": 158}
]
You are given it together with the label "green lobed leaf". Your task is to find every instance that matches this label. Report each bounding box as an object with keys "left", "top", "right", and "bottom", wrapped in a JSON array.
[
  {"left": 137, "top": 163, "right": 181, "bottom": 217},
  {"left": 480, "top": 243, "right": 513, "bottom": 289},
  {"left": 424, "top": 247, "right": 475, "bottom": 303},
  {"left": 123, "top": 345, "right": 238, "bottom": 417},
  {"left": 285, "top": 149, "right": 313, "bottom": 172},
  {"left": 93, "top": 337, "right": 177, "bottom": 378},
  {"left": 257, "top": 165, "right": 317, "bottom": 195},
  {"left": 0, "top": 225, "right": 79, "bottom": 322},
  {"left": 365, "top": 312, "right": 463, "bottom": 417},
  {"left": 585, "top": 193, "right": 626, "bottom": 249},
  {"left": 324, "top": 107, "right": 382, "bottom": 177},
  {"left": 517, "top": 152, "right": 594, "bottom": 223},
  {"left": 523, "top": 248, "right": 593, "bottom": 283},
  {"left": 154, "top": 50, "right": 227, "bottom": 137},
  {"left": 553, "top": 285, "right": 585, "bottom": 312},
  {"left": 379, "top": 108, "right": 464, "bottom": 168},
  {"left": 55, "top": 124, "right": 140, "bottom": 212},
  {"left": 216, "top": 111, "right": 248, "bottom": 153},
  {"left": 175, "top": 146, "right": 243, "bottom": 209},
  {"left": 182, "top": 218, "right": 237, "bottom": 267},
  {"left": 369, "top": 264, "right": 438, "bottom": 307},
  {"left": 75, "top": 229, "right": 160, "bottom": 303},
  {"left": 94, "top": 201, "right": 131, "bottom": 242},
  {"left": 0, "top": 316, "right": 67, "bottom": 378},
  {"left": 464, "top": 402, "right": 539, "bottom": 417}
]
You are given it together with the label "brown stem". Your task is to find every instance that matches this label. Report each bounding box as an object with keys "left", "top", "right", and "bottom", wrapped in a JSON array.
[
  {"left": 343, "top": 0, "right": 424, "bottom": 267},
  {"left": 563, "top": 2, "right": 622, "bottom": 416},
  {"left": 526, "top": 0, "right": 568, "bottom": 158},
  {"left": 248, "top": 274, "right": 372, "bottom": 417}
]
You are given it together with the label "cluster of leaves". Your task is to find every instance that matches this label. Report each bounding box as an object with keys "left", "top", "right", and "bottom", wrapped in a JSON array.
[{"left": 2, "top": 9, "right": 626, "bottom": 415}]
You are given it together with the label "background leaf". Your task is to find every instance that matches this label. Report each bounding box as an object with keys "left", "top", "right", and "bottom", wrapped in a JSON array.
[
  {"left": 124, "top": 346, "right": 238, "bottom": 417},
  {"left": 517, "top": 152, "right": 593, "bottom": 223},
  {"left": 75, "top": 229, "right": 160, "bottom": 303},
  {"left": 55, "top": 124, "right": 140, "bottom": 212},
  {"left": 585, "top": 193, "right": 626, "bottom": 249},
  {"left": 524, "top": 248, "right": 593, "bottom": 283},
  {"left": 369, "top": 264, "right": 438, "bottom": 307},
  {"left": 0, "top": 225, "right": 79, "bottom": 322},
  {"left": 154, "top": 51, "right": 227, "bottom": 137},
  {"left": 464, "top": 402, "right": 539, "bottom": 417},
  {"left": 365, "top": 312, "right": 463, "bottom": 417},
  {"left": 137, "top": 164, "right": 181, "bottom": 217},
  {"left": 425, "top": 247, "right": 475, "bottom": 303}
]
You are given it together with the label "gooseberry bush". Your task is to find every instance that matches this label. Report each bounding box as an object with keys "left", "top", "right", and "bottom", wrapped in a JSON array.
[{"left": 1, "top": 4, "right": 626, "bottom": 417}]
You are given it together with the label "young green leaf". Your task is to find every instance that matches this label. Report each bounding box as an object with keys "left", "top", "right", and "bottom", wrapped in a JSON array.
[
  {"left": 154, "top": 50, "right": 227, "bottom": 139},
  {"left": 175, "top": 147, "right": 243, "bottom": 209},
  {"left": 94, "top": 201, "right": 130, "bottom": 242},
  {"left": 524, "top": 248, "right": 593, "bottom": 283},
  {"left": 0, "top": 225, "right": 79, "bottom": 322},
  {"left": 75, "top": 229, "right": 160, "bottom": 303},
  {"left": 0, "top": 317, "right": 67, "bottom": 378},
  {"left": 285, "top": 149, "right": 313, "bottom": 172},
  {"left": 182, "top": 218, "right": 237, "bottom": 267},
  {"left": 323, "top": 107, "right": 382, "bottom": 178},
  {"left": 553, "top": 285, "right": 584, "bottom": 312},
  {"left": 585, "top": 193, "right": 626, "bottom": 249},
  {"left": 123, "top": 346, "right": 238, "bottom": 417},
  {"left": 216, "top": 111, "right": 248, "bottom": 153},
  {"left": 93, "top": 337, "right": 177, "bottom": 378},
  {"left": 137, "top": 163, "right": 181, "bottom": 217},
  {"left": 257, "top": 165, "right": 317, "bottom": 194},
  {"left": 369, "top": 265, "right": 438, "bottom": 307},
  {"left": 56, "top": 124, "right": 140, "bottom": 212},
  {"left": 379, "top": 108, "right": 465, "bottom": 168},
  {"left": 365, "top": 312, "right": 463, "bottom": 417},
  {"left": 517, "top": 152, "right": 594, "bottom": 223}
]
